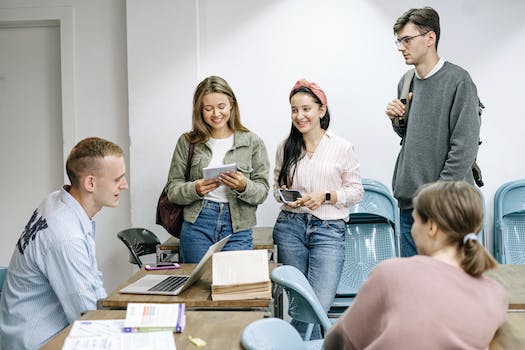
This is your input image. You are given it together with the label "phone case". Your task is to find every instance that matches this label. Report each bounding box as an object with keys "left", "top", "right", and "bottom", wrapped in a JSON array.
[
  {"left": 144, "top": 263, "right": 181, "bottom": 271},
  {"left": 278, "top": 189, "right": 302, "bottom": 203}
]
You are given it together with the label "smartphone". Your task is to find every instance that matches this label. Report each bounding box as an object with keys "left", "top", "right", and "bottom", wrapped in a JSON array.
[
  {"left": 278, "top": 189, "right": 302, "bottom": 203},
  {"left": 144, "top": 263, "right": 181, "bottom": 271}
]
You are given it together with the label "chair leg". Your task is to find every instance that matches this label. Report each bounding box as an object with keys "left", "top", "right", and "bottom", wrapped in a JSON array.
[{"left": 304, "top": 323, "right": 314, "bottom": 341}]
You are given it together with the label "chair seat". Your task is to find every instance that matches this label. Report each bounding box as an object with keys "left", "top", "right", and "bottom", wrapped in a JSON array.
[
  {"left": 501, "top": 214, "right": 525, "bottom": 263},
  {"left": 242, "top": 317, "right": 308, "bottom": 350}
]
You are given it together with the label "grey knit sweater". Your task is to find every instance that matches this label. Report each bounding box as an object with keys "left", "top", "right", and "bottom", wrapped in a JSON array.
[{"left": 392, "top": 62, "right": 481, "bottom": 209}]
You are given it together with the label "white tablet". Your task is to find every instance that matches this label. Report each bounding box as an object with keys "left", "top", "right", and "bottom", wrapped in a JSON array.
[{"left": 202, "top": 163, "right": 237, "bottom": 180}]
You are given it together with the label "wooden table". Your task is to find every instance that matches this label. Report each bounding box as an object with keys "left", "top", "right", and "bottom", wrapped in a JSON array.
[
  {"left": 40, "top": 309, "right": 266, "bottom": 350},
  {"left": 100, "top": 263, "right": 282, "bottom": 317},
  {"left": 490, "top": 311, "right": 525, "bottom": 349},
  {"left": 485, "top": 264, "right": 525, "bottom": 310},
  {"left": 157, "top": 226, "right": 276, "bottom": 262}
]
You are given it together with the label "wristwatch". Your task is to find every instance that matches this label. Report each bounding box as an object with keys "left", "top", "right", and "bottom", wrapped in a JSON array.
[{"left": 325, "top": 191, "right": 331, "bottom": 203}]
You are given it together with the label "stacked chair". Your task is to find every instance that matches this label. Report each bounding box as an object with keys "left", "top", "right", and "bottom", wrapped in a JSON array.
[
  {"left": 329, "top": 178, "right": 399, "bottom": 318},
  {"left": 493, "top": 179, "right": 525, "bottom": 264}
]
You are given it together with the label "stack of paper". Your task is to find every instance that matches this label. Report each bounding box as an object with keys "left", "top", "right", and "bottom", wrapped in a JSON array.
[
  {"left": 62, "top": 319, "right": 176, "bottom": 350},
  {"left": 123, "top": 303, "right": 186, "bottom": 333},
  {"left": 211, "top": 249, "right": 272, "bottom": 301}
]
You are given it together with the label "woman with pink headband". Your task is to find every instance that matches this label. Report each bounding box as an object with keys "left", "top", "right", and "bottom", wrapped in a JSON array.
[{"left": 273, "top": 78, "right": 364, "bottom": 339}]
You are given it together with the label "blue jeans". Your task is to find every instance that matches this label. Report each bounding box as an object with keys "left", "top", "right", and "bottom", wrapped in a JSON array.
[
  {"left": 273, "top": 211, "right": 345, "bottom": 339},
  {"left": 400, "top": 208, "right": 417, "bottom": 257},
  {"left": 180, "top": 200, "right": 253, "bottom": 263}
]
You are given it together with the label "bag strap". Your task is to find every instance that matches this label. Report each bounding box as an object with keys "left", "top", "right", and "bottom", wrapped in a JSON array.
[
  {"left": 400, "top": 68, "right": 415, "bottom": 121},
  {"left": 184, "top": 143, "right": 195, "bottom": 181}
]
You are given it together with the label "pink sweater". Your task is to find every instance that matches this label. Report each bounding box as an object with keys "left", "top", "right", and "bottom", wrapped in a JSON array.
[{"left": 324, "top": 256, "right": 508, "bottom": 350}]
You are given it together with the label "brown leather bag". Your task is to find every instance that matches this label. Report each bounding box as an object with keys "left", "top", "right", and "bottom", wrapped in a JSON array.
[{"left": 156, "top": 143, "right": 195, "bottom": 237}]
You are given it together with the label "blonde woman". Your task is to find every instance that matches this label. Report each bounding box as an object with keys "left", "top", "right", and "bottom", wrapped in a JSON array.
[{"left": 165, "top": 76, "right": 269, "bottom": 263}]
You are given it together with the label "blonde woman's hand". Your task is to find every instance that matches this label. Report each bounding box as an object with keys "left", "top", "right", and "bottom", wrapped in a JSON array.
[
  {"left": 195, "top": 178, "right": 220, "bottom": 196},
  {"left": 219, "top": 171, "right": 247, "bottom": 192}
]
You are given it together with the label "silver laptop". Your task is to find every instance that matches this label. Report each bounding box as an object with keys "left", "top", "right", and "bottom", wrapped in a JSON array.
[{"left": 120, "top": 235, "right": 231, "bottom": 296}]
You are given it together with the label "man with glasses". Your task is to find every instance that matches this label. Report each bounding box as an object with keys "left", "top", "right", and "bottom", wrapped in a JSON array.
[{"left": 385, "top": 7, "right": 481, "bottom": 257}]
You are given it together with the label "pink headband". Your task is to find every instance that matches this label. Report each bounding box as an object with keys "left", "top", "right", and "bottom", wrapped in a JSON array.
[{"left": 289, "top": 79, "right": 327, "bottom": 106}]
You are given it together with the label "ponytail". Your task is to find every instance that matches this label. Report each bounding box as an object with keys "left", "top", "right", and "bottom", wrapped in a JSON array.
[{"left": 459, "top": 233, "right": 497, "bottom": 277}]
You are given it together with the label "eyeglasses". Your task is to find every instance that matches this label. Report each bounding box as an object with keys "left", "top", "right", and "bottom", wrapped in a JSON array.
[{"left": 395, "top": 32, "right": 429, "bottom": 48}]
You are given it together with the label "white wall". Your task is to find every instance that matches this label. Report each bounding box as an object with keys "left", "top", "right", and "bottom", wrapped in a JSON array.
[
  {"left": 1, "top": 0, "right": 524, "bottom": 294},
  {"left": 127, "top": 0, "right": 525, "bottom": 251},
  {"left": 0, "top": 0, "right": 132, "bottom": 292}
]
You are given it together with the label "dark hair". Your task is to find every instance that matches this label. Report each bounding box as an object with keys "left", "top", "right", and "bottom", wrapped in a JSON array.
[
  {"left": 277, "top": 86, "right": 330, "bottom": 187},
  {"left": 188, "top": 75, "right": 249, "bottom": 144},
  {"left": 393, "top": 7, "right": 440, "bottom": 49},
  {"left": 413, "top": 181, "right": 497, "bottom": 277},
  {"left": 66, "top": 137, "right": 123, "bottom": 187}
]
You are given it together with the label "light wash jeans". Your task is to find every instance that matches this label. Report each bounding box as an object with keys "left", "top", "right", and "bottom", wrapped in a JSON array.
[
  {"left": 179, "top": 200, "right": 253, "bottom": 263},
  {"left": 273, "top": 210, "right": 345, "bottom": 339},
  {"left": 400, "top": 208, "right": 417, "bottom": 257}
]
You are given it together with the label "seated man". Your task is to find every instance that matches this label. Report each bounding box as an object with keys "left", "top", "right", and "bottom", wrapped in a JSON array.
[{"left": 0, "top": 137, "right": 128, "bottom": 349}]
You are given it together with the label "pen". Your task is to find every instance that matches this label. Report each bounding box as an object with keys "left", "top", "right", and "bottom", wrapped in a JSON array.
[{"left": 176, "top": 303, "right": 185, "bottom": 333}]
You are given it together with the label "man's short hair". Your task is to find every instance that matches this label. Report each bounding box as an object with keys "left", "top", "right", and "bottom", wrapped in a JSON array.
[
  {"left": 66, "top": 137, "right": 123, "bottom": 187},
  {"left": 393, "top": 6, "right": 440, "bottom": 49}
]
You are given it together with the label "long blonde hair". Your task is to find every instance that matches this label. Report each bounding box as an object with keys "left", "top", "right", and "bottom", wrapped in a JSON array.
[
  {"left": 187, "top": 76, "right": 249, "bottom": 144},
  {"left": 413, "top": 181, "right": 497, "bottom": 277}
]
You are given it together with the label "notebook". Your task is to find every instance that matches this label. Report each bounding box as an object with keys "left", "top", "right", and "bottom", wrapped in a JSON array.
[{"left": 120, "top": 235, "right": 231, "bottom": 296}]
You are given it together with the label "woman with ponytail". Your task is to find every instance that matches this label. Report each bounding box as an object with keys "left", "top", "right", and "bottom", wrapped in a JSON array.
[{"left": 325, "top": 181, "right": 507, "bottom": 350}]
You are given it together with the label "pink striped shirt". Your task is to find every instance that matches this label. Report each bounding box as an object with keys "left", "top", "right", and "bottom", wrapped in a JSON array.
[{"left": 273, "top": 131, "right": 364, "bottom": 221}]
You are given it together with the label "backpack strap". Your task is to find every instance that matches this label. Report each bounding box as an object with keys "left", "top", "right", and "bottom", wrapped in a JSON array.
[
  {"left": 395, "top": 68, "right": 415, "bottom": 145},
  {"left": 400, "top": 68, "right": 415, "bottom": 122}
]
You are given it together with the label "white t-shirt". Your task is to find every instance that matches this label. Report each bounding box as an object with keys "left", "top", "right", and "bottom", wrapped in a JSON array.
[{"left": 205, "top": 135, "right": 234, "bottom": 203}]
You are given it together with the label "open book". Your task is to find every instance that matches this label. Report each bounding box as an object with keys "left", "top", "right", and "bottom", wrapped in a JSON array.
[
  {"left": 211, "top": 249, "right": 272, "bottom": 301},
  {"left": 62, "top": 319, "right": 176, "bottom": 350},
  {"left": 123, "top": 303, "right": 186, "bottom": 333}
]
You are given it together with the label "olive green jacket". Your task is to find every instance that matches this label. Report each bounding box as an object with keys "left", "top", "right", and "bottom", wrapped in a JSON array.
[{"left": 166, "top": 131, "right": 270, "bottom": 232}]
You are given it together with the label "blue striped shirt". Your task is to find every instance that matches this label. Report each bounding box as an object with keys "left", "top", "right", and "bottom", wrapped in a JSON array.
[{"left": 0, "top": 186, "right": 107, "bottom": 349}]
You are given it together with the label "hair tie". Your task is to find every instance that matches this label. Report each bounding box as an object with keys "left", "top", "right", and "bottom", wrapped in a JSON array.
[
  {"left": 290, "top": 79, "right": 327, "bottom": 106},
  {"left": 463, "top": 233, "right": 478, "bottom": 244}
]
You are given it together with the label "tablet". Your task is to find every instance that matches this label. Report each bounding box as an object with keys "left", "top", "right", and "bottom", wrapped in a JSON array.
[{"left": 202, "top": 163, "right": 237, "bottom": 180}]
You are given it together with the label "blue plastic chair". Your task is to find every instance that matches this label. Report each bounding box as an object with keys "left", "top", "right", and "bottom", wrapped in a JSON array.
[
  {"left": 329, "top": 178, "right": 399, "bottom": 318},
  {"left": 475, "top": 187, "right": 488, "bottom": 247},
  {"left": 242, "top": 317, "right": 311, "bottom": 350},
  {"left": 270, "top": 265, "right": 331, "bottom": 344},
  {"left": 0, "top": 266, "right": 6, "bottom": 296},
  {"left": 493, "top": 179, "right": 525, "bottom": 263}
]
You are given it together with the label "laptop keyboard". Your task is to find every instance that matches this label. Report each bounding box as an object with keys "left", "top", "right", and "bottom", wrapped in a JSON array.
[{"left": 148, "top": 276, "right": 189, "bottom": 292}]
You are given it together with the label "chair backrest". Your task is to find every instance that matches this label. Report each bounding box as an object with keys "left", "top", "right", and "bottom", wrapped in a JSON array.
[
  {"left": 336, "top": 179, "right": 398, "bottom": 297},
  {"left": 270, "top": 265, "right": 332, "bottom": 335},
  {"left": 0, "top": 266, "right": 7, "bottom": 296},
  {"left": 117, "top": 228, "right": 161, "bottom": 267},
  {"left": 242, "top": 317, "right": 308, "bottom": 350},
  {"left": 493, "top": 179, "right": 525, "bottom": 263}
]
